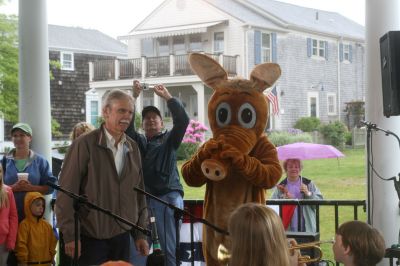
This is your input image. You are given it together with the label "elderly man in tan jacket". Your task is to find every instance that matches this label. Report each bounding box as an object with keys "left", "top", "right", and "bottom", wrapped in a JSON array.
[{"left": 56, "top": 89, "right": 149, "bottom": 265}]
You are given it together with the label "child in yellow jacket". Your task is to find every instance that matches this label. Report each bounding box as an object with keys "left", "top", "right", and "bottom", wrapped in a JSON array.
[{"left": 15, "top": 192, "right": 57, "bottom": 266}]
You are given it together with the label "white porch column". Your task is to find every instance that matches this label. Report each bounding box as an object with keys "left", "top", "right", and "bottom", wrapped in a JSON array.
[
  {"left": 366, "top": 0, "right": 400, "bottom": 258},
  {"left": 19, "top": 0, "right": 52, "bottom": 220},
  {"left": 192, "top": 83, "right": 205, "bottom": 126},
  {"left": 19, "top": 0, "right": 51, "bottom": 161}
]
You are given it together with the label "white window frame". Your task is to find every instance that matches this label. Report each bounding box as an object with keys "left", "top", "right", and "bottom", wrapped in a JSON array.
[
  {"left": 261, "top": 32, "right": 271, "bottom": 62},
  {"left": 343, "top": 43, "right": 350, "bottom": 62},
  {"left": 60, "top": 51, "right": 74, "bottom": 71},
  {"left": 311, "top": 39, "right": 325, "bottom": 58},
  {"left": 307, "top": 91, "right": 319, "bottom": 118},
  {"left": 327, "top": 93, "right": 337, "bottom": 115}
]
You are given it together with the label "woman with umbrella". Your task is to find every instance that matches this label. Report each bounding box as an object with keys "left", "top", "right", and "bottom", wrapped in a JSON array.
[{"left": 271, "top": 158, "right": 323, "bottom": 232}]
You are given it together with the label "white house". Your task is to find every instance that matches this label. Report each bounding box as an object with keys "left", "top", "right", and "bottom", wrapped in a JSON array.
[{"left": 87, "top": 0, "right": 365, "bottom": 131}]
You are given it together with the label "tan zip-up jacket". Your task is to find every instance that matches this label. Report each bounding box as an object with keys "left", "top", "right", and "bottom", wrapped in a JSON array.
[{"left": 56, "top": 125, "right": 148, "bottom": 243}]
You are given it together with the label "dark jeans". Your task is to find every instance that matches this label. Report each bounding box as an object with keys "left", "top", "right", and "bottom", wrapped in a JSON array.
[{"left": 78, "top": 232, "right": 130, "bottom": 266}]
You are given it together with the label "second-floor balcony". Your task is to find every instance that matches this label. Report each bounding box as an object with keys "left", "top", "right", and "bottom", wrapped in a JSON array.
[{"left": 89, "top": 53, "right": 238, "bottom": 82}]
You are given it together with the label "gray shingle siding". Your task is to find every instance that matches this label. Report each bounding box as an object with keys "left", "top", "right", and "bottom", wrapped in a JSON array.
[{"left": 247, "top": 31, "right": 365, "bottom": 130}]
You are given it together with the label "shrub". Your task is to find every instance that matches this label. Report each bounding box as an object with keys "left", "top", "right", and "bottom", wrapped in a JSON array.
[
  {"left": 294, "top": 117, "right": 321, "bottom": 132},
  {"left": 318, "top": 121, "right": 348, "bottom": 148},
  {"left": 268, "top": 129, "right": 313, "bottom": 147},
  {"left": 345, "top": 131, "right": 352, "bottom": 146},
  {"left": 177, "top": 120, "right": 208, "bottom": 160}
]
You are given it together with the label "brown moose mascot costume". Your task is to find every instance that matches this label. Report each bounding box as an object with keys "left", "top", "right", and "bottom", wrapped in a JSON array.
[{"left": 182, "top": 53, "right": 283, "bottom": 266}]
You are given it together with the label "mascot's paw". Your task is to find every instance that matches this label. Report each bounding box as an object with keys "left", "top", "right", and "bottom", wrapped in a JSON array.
[
  {"left": 198, "top": 139, "right": 220, "bottom": 161},
  {"left": 201, "top": 158, "right": 227, "bottom": 181},
  {"left": 220, "top": 144, "right": 245, "bottom": 166}
]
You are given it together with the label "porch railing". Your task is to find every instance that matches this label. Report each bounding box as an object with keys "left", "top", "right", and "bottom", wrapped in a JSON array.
[
  {"left": 183, "top": 199, "right": 399, "bottom": 266},
  {"left": 89, "top": 53, "right": 238, "bottom": 82}
]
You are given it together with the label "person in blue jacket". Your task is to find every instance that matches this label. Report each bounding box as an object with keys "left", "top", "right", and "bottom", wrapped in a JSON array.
[
  {"left": 126, "top": 80, "right": 189, "bottom": 266},
  {"left": 3, "top": 123, "right": 56, "bottom": 222}
]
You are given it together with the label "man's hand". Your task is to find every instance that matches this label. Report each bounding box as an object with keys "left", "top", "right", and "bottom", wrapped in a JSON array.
[
  {"left": 132, "top": 80, "right": 142, "bottom": 98},
  {"left": 12, "top": 180, "right": 30, "bottom": 192},
  {"left": 135, "top": 238, "right": 149, "bottom": 256},
  {"left": 288, "top": 238, "right": 306, "bottom": 266},
  {"left": 153, "top": 84, "right": 172, "bottom": 101},
  {"left": 64, "top": 240, "right": 81, "bottom": 258}
]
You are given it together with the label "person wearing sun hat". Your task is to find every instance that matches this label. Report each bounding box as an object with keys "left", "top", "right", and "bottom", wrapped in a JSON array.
[{"left": 3, "top": 122, "right": 56, "bottom": 222}]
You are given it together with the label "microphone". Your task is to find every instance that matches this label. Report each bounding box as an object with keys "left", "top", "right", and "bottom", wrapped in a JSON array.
[{"left": 146, "top": 210, "right": 165, "bottom": 266}]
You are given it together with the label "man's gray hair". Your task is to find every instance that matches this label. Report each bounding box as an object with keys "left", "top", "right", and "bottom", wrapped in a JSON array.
[{"left": 101, "top": 89, "right": 134, "bottom": 110}]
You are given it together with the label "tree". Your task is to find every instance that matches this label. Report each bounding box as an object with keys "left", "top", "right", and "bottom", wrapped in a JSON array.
[
  {"left": 0, "top": 4, "right": 62, "bottom": 137},
  {"left": 0, "top": 10, "right": 18, "bottom": 122}
]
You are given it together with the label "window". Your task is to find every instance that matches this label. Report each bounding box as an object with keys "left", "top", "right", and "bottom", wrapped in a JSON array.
[
  {"left": 189, "top": 34, "right": 202, "bottom": 51},
  {"left": 141, "top": 39, "right": 154, "bottom": 57},
  {"left": 90, "top": 100, "right": 98, "bottom": 126},
  {"left": 343, "top": 44, "right": 350, "bottom": 61},
  {"left": 157, "top": 37, "right": 169, "bottom": 56},
  {"left": 327, "top": 93, "right": 337, "bottom": 115},
  {"left": 312, "top": 39, "right": 325, "bottom": 58},
  {"left": 261, "top": 32, "right": 271, "bottom": 62},
  {"left": 173, "top": 36, "right": 186, "bottom": 55},
  {"left": 60, "top": 52, "right": 74, "bottom": 70},
  {"left": 214, "top": 32, "right": 224, "bottom": 54},
  {"left": 307, "top": 92, "right": 319, "bottom": 117}
]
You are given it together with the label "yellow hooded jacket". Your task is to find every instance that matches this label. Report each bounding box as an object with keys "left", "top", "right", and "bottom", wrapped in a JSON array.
[{"left": 15, "top": 192, "right": 57, "bottom": 265}]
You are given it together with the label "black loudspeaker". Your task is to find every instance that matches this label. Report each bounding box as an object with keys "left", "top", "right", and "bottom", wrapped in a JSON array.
[
  {"left": 380, "top": 31, "right": 400, "bottom": 117},
  {"left": 286, "top": 231, "right": 320, "bottom": 266}
]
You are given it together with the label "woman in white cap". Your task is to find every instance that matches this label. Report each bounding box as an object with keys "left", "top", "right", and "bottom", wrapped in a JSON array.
[{"left": 2, "top": 122, "right": 56, "bottom": 222}]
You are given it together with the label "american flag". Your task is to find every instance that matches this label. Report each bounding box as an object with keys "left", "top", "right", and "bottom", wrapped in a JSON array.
[{"left": 266, "top": 86, "right": 279, "bottom": 115}]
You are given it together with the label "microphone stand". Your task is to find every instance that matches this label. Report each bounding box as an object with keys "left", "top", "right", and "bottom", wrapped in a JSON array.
[
  {"left": 49, "top": 182, "right": 151, "bottom": 266},
  {"left": 134, "top": 187, "right": 228, "bottom": 266},
  {"left": 360, "top": 121, "right": 400, "bottom": 234}
]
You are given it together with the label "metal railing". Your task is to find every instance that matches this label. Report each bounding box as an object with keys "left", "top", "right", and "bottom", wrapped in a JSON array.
[
  {"left": 119, "top": 58, "right": 142, "bottom": 79},
  {"left": 90, "top": 53, "right": 238, "bottom": 81},
  {"left": 93, "top": 59, "right": 114, "bottom": 81}
]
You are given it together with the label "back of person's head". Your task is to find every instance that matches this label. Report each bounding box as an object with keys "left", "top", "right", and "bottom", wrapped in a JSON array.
[
  {"left": 228, "top": 203, "right": 290, "bottom": 266},
  {"left": 337, "top": 221, "right": 386, "bottom": 266},
  {"left": 0, "top": 165, "right": 9, "bottom": 208},
  {"left": 70, "top": 122, "right": 95, "bottom": 141}
]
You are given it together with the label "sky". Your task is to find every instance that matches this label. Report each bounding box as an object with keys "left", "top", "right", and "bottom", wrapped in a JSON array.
[{"left": 0, "top": 0, "right": 365, "bottom": 39}]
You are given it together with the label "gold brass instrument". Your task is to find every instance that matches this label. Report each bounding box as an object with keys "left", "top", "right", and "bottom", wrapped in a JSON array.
[
  {"left": 217, "top": 244, "right": 231, "bottom": 264},
  {"left": 289, "top": 239, "right": 334, "bottom": 264},
  {"left": 217, "top": 239, "right": 334, "bottom": 264}
]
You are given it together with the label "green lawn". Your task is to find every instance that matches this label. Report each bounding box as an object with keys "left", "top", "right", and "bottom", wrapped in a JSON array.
[{"left": 179, "top": 148, "right": 366, "bottom": 263}]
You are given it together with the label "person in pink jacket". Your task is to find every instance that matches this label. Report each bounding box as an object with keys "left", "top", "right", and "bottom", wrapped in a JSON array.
[{"left": 0, "top": 165, "right": 18, "bottom": 266}]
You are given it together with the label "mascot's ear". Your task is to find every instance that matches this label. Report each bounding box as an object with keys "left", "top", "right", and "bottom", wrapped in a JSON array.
[
  {"left": 189, "top": 53, "right": 228, "bottom": 88},
  {"left": 250, "top": 63, "right": 281, "bottom": 92}
]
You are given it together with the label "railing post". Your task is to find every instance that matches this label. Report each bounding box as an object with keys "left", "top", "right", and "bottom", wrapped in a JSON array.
[
  {"left": 219, "top": 54, "right": 224, "bottom": 66},
  {"left": 114, "top": 59, "right": 119, "bottom": 80},
  {"left": 141, "top": 56, "right": 146, "bottom": 79},
  {"left": 88, "top": 62, "right": 93, "bottom": 82},
  {"left": 170, "top": 54, "right": 175, "bottom": 76}
]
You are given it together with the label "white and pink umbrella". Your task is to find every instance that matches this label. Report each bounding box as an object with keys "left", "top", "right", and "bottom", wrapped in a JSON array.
[{"left": 276, "top": 142, "right": 345, "bottom": 161}]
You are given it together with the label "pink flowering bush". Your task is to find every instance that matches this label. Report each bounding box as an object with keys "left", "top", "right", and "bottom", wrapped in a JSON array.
[{"left": 177, "top": 120, "right": 208, "bottom": 160}]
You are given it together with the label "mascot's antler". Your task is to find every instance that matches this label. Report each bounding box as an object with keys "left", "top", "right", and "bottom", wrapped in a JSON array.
[{"left": 189, "top": 53, "right": 281, "bottom": 92}]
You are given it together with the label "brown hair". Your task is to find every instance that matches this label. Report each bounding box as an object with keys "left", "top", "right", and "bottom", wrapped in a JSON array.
[
  {"left": 70, "top": 122, "right": 95, "bottom": 141},
  {"left": 337, "top": 221, "right": 386, "bottom": 266},
  {"left": 283, "top": 158, "right": 303, "bottom": 171},
  {"left": 228, "top": 203, "right": 290, "bottom": 266}
]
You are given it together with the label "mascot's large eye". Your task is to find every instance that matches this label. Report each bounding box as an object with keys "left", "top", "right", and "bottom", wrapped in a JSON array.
[
  {"left": 238, "top": 103, "right": 256, "bottom": 128},
  {"left": 216, "top": 102, "right": 231, "bottom": 127}
]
